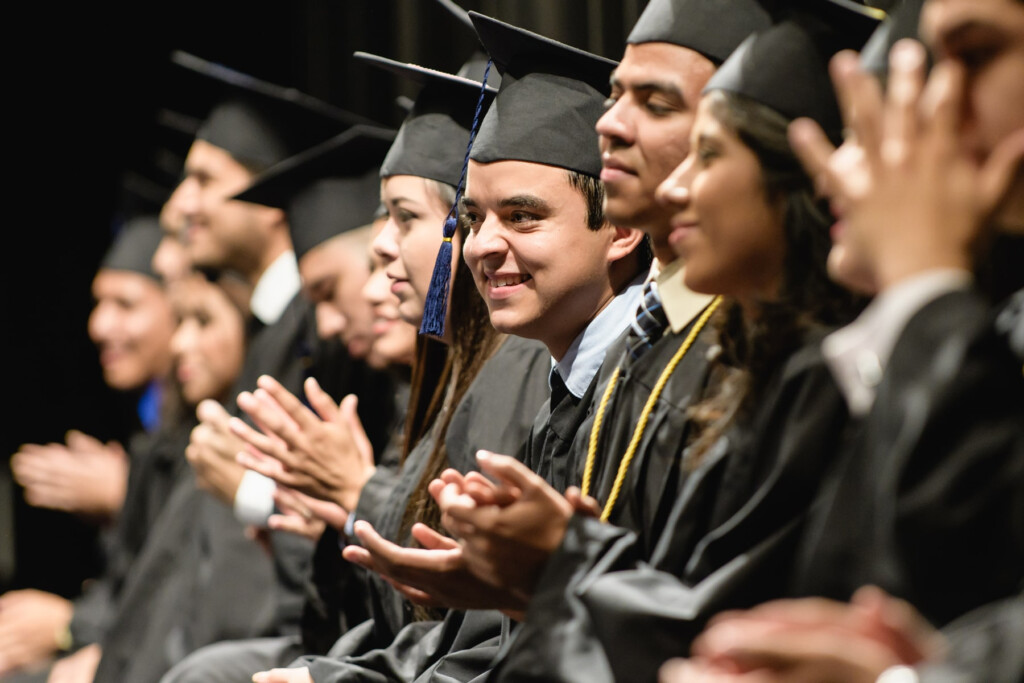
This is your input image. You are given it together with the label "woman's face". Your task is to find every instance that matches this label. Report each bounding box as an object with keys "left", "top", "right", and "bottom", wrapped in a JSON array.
[
  {"left": 362, "top": 222, "right": 418, "bottom": 369},
  {"left": 169, "top": 275, "right": 246, "bottom": 406},
  {"left": 656, "top": 97, "right": 787, "bottom": 306},
  {"left": 374, "top": 175, "right": 457, "bottom": 328}
]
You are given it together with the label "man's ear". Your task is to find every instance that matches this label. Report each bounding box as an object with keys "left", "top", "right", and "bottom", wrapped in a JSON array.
[{"left": 606, "top": 223, "right": 646, "bottom": 264}]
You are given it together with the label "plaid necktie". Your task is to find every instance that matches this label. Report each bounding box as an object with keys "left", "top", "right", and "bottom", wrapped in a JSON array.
[{"left": 626, "top": 280, "right": 669, "bottom": 362}]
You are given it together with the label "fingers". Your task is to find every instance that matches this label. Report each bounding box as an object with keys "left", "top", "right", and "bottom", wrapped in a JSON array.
[
  {"left": 339, "top": 395, "right": 374, "bottom": 465},
  {"left": 64, "top": 430, "right": 103, "bottom": 452},
  {"left": 475, "top": 451, "right": 539, "bottom": 494},
  {"left": 304, "top": 377, "right": 340, "bottom": 423},
  {"left": 830, "top": 50, "right": 883, "bottom": 166},
  {"left": 411, "top": 523, "right": 460, "bottom": 551},
  {"left": 565, "top": 487, "right": 602, "bottom": 518},
  {"left": 920, "top": 61, "right": 966, "bottom": 167},
  {"left": 303, "top": 495, "right": 349, "bottom": 529},
  {"left": 256, "top": 375, "right": 320, "bottom": 433},
  {"left": 788, "top": 118, "right": 837, "bottom": 196},
  {"left": 251, "top": 666, "right": 313, "bottom": 683},
  {"left": 196, "top": 398, "right": 231, "bottom": 425},
  {"left": 229, "top": 416, "right": 285, "bottom": 464},
  {"left": 881, "top": 39, "right": 928, "bottom": 167}
]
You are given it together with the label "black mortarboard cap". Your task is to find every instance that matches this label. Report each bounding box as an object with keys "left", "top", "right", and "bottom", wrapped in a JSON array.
[
  {"left": 468, "top": 12, "right": 617, "bottom": 178},
  {"left": 355, "top": 52, "right": 497, "bottom": 187},
  {"left": 704, "top": 0, "right": 883, "bottom": 143},
  {"left": 860, "top": 0, "right": 927, "bottom": 79},
  {"left": 627, "top": 0, "right": 773, "bottom": 65},
  {"left": 101, "top": 216, "right": 164, "bottom": 282},
  {"left": 431, "top": 0, "right": 503, "bottom": 87},
  {"left": 233, "top": 125, "right": 397, "bottom": 260},
  {"left": 170, "top": 51, "right": 373, "bottom": 172}
]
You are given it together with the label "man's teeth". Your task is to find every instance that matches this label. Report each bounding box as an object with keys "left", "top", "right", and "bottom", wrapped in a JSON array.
[{"left": 491, "top": 274, "right": 532, "bottom": 288}]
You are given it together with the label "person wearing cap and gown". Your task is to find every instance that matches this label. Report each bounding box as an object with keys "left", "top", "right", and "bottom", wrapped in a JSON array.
[
  {"left": 661, "top": 0, "right": 1024, "bottom": 680},
  {"left": 457, "top": 3, "right": 884, "bottom": 682},
  {"left": 86, "top": 55, "right": 380, "bottom": 683},
  {"left": 256, "top": 15, "right": 649, "bottom": 683},
  {"left": 0, "top": 219, "right": 181, "bottom": 683},
  {"left": 155, "top": 123, "right": 406, "bottom": 683}
]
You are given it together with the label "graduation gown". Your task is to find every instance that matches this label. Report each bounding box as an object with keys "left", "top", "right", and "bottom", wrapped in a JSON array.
[
  {"left": 791, "top": 287, "right": 1024, "bottom": 627},
  {"left": 489, "top": 332, "right": 850, "bottom": 683},
  {"left": 296, "top": 335, "right": 551, "bottom": 682},
  {"left": 68, "top": 418, "right": 194, "bottom": 647}
]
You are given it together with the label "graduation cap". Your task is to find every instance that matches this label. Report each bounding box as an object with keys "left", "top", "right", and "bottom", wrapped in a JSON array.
[
  {"left": 704, "top": 0, "right": 883, "bottom": 143},
  {"left": 354, "top": 53, "right": 496, "bottom": 336},
  {"left": 101, "top": 216, "right": 164, "bottom": 282},
  {"left": 169, "top": 51, "right": 373, "bottom": 172},
  {"left": 355, "top": 52, "right": 497, "bottom": 187},
  {"left": 430, "top": 0, "right": 502, "bottom": 87},
  {"left": 627, "top": 0, "right": 773, "bottom": 65},
  {"left": 859, "top": 0, "right": 927, "bottom": 79},
  {"left": 233, "top": 124, "right": 397, "bottom": 261},
  {"left": 468, "top": 11, "right": 618, "bottom": 178}
]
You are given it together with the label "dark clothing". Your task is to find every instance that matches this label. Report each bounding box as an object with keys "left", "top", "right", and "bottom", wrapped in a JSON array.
[
  {"left": 491, "top": 335, "right": 850, "bottom": 683},
  {"left": 792, "top": 288, "right": 1024, "bottom": 626},
  {"left": 297, "top": 336, "right": 551, "bottom": 682}
]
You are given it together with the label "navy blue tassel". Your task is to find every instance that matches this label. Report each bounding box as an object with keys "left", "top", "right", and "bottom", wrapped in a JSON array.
[
  {"left": 418, "top": 60, "right": 493, "bottom": 338},
  {"left": 418, "top": 217, "right": 457, "bottom": 336}
]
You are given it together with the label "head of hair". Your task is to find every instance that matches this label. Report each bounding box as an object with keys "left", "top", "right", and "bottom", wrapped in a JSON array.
[
  {"left": 685, "top": 90, "right": 865, "bottom": 465},
  {"left": 398, "top": 179, "right": 505, "bottom": 616}
]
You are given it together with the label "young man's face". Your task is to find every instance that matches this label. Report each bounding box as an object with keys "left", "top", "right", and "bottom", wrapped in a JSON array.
[
  {"left": 922, "top": 0, "right": 1024, "bottom": 230},
  {"left": 299, "top": 234, "right": 374, "bottom": 359},
  {"left": 89, "top": 269, "right": 176, "bottom": 391},
  {"left": 176, "top": 139, "right": 283, "bottom": 274},
  {"left": 596, "top": 41, "right": 715, "bottom": 261},
  {"left": 463, "top": 159, "right": 634, "bottom": 359}
]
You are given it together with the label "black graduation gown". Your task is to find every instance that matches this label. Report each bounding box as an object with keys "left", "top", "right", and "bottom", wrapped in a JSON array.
[
  {"left": 88, "top": 293, "right": 388, "bottom": 683},
  {"left": 68, "top": 418, "right": 194, "bottom": 647},
  {"left": 297, "top": 336, "right": 551, "bottom": 682},
  {"left": 300, "top": 374, "right": 411, "bottom": 656},
  {"left": 489, "top": 334, "right": 850, "bottom": 683},
  {"left": 791, "top": 287, "right": 1024, "bottom": 628}
]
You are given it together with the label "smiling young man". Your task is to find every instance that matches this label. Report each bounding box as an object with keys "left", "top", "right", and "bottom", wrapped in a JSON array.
[{"left": 247, "top": 12, "right": 653, "bottom": 683}]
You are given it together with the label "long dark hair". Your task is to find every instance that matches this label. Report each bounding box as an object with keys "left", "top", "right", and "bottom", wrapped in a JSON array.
[
  {"left": 686, "top": 90, "right": 865, "bottom": 464},
  {"left": 398, "top": 179, "right": 505, "bottom": 540}
]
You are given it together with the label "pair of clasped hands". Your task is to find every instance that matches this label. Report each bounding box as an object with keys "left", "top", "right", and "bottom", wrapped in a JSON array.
[{"left": 217, "top": 372, "right": 593, "bottom": 620}]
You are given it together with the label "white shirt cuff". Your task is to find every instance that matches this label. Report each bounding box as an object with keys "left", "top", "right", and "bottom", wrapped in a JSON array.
[
  {"left": 823, "top": 269, "right": 972, "bottom": 416},
  {"left": 233, "top": 470, "right": 277, "bottom": 527}
]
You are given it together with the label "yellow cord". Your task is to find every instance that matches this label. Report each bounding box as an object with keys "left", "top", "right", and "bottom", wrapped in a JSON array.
[{"left": 582, "top": 296, "right": 722, "bottom": 522}]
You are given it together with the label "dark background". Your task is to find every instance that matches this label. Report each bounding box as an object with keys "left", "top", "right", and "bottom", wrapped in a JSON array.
[{"left": 2, "top": 0, "right": 649, "bottom": 596}]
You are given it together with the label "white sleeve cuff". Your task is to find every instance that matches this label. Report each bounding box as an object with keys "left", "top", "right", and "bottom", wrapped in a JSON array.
[{"left": 233, "top": 470, "right": 277, "bottom": 527}]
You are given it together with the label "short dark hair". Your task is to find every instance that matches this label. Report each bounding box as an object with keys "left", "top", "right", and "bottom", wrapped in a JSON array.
[{"left": 566, "top": 170, "right": 606, "bottom": 231}]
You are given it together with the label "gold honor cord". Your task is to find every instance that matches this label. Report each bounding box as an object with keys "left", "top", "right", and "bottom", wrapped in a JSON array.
[{"left": 581, "top": 296, "right": 723, "bottom": 522}]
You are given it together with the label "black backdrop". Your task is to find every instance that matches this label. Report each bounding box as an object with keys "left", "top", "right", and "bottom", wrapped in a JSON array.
[{"left": 2, "top": 0, "right": 649, "bottom": 596}]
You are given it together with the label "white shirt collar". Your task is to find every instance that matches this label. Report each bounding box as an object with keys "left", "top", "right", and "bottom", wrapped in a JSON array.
[
  {"left": 553, "top": 271, "right": 648, "bottom": 399},
  {"left": 250, "top": 250, "right": 301, "bottom": 325},
  {"left": 822, "top": 268, "right": 972, "bottom": 417},
  {"left": 654, "top": 258, "right": 717, "bottom": 333}
]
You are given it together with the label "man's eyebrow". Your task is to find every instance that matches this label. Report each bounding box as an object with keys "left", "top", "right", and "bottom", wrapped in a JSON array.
[
  {"left": 609, "top": 74, "right": 686, "bottom": 100},
  {"left": 461, "top": 196, "right": 479, "bottom": 210},
  {"left": 498, "top": 195, "right": 551, "bottom": 212}
]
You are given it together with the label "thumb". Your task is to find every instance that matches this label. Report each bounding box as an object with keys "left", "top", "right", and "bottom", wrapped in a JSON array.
[
  {"left": 340, "top": 395, "right": 374, "bottom": 464},
  {"left": 305, "top": 377, "right": 340, "bottom": 423},
  {"left": 65, "top": 430, "right": 102, "bottom": 451}
]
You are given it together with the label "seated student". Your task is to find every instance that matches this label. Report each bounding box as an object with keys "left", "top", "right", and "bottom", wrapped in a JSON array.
[
  {"left": 0, "top": 219, "right": 176, "bottom": 681},
  {"left": 158, "top": 217, "right": 421, "bottom": 683},
  {"left": 4, "top": 267, "right": 253, "bottom": 683},
  {"left": 662, "top": 0, "right": 1024, "bottom": 680},
  {"left": 428, "top": 3, "right": 882, "bottom": 682},
  {"left": 215, "top": 56, "right": 548, "bottom": 683}
]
